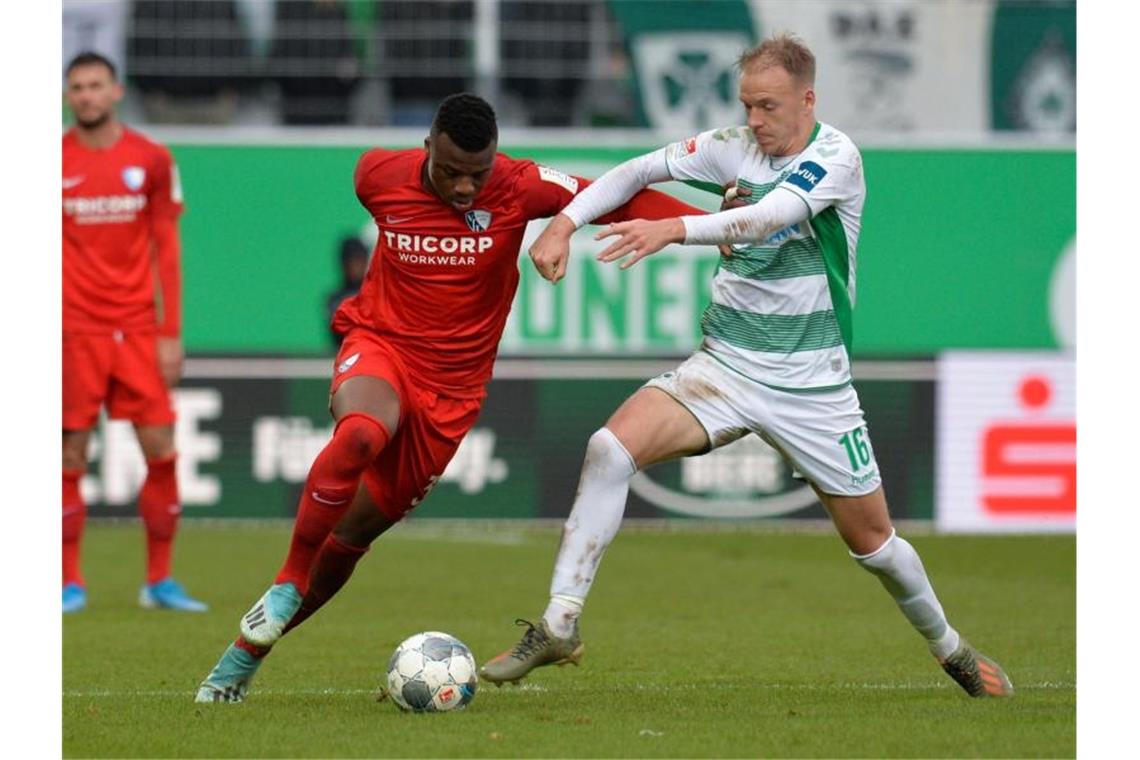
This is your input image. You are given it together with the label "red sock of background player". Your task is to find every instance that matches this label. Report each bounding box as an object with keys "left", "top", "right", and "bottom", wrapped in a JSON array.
[
  {"left": 274, "top": 413, "right": 389, "bottom": 594},
  {"left": 235, "top": 535, "right": 369, "bottom": 659},
  {"left": 63, "top": 469, "right": 87, "bottom": 587},
  {"left": 139, "top": 454, "right": 180, "bottom": 584}
]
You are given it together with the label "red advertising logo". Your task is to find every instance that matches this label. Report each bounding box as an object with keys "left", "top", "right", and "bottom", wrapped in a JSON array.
[{"left": 981, "top": 376, "right": 1076, "bottom": 515}]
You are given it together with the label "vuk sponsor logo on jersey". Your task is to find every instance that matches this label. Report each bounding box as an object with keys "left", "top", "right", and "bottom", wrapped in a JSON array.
[
  {"left": 786, "top": 161, "right": 827, "bottom": 192},
  {"left": 121, "top": 166, "right": 146, "bottom": 191},
  {"left": 464, "top": 209, "right": 492, "bottom": 232}
]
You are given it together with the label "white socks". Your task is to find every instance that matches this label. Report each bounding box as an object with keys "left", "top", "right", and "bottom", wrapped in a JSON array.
[
  {"left": 853, "top": 528, "right": 961, "bottom": 660},
  {"left": 543, "top": 428, "right": 636, "bottom": 638}
]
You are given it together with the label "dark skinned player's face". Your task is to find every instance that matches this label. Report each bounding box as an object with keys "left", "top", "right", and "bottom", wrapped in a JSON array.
[{"left": 423, "top": 131, "right": 497, "bottom": 212}]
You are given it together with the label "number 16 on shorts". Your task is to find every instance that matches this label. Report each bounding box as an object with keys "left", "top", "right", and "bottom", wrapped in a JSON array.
[{"left": 837, "top": 425, "right": 880, "bottom": 491}]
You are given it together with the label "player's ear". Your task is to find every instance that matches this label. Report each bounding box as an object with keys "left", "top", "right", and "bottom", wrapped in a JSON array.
[
  {"left": 423, "top": 136, "right": 431, "bottom": 152},
  {"left": 803, "top": 86, "right": 815, "bottom": 111}
]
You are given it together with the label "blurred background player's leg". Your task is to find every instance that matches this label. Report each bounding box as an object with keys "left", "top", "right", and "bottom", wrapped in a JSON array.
[
  {"left": 62, "top": 430, "right": 91, "bottom": 614},
  {"left": 133, "top": 424, "right": 206, "bottom": 611}
]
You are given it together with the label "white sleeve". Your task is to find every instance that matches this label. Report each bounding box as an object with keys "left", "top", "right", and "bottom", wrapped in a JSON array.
[
  {"left": 561, "top": 148, "right": 672, "bottom": 228},
  {"left": 681, "top": 187, "right": 810, "bottom": 245},
  {"left": 778, "top": 135, "right": 864, "bottom": 216}
]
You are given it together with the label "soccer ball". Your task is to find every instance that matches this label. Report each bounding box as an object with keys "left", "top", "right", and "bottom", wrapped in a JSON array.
[{"left": 385, "top": 631, "right": 478, "bottom": 712}]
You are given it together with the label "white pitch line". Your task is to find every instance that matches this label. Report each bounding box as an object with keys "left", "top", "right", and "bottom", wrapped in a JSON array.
[{"left": 63, "top": 681, "right": 1073, "bottom": 698}]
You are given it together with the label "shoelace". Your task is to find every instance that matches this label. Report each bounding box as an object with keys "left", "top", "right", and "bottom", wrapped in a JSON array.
[
  {"left": 509, "top": 618, "right": 548, "bottom": 660},
  {"left": 943, "top": 651, "right": 983, "bottom": 695}
]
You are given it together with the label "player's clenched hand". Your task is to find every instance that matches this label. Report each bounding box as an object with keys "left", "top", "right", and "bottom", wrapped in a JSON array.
[
  {"left": 157, "top": 336, "right": 184, "bottom": 388},
  {"left": 717, "top": 184, "right": 752, "bottom": 258},
  {"left": 595, "top": 218, "right": 686, "bottom": 269},
  {"left": 529, "top": 213, "right": 576, "bottom": 284}
]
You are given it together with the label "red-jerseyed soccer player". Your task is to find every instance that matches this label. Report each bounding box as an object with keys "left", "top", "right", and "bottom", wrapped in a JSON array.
[
  {"left": 196, "top": 93, "right": 704, "bottom": 702},
  {"left": 62, "top": 52, "right": 206, "bottom": 614}
]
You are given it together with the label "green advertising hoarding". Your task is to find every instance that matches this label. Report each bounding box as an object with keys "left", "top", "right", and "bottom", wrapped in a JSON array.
[
  {"left": 80, "top": 365, "right": 934, "bottom": 521},
  {"left": 171, "top": 142, "right": 1074, "bottom": 357}
]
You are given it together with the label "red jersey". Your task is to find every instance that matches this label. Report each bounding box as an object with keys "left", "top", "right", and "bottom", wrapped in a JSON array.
[
  {"left": 335, "top": 148, "right": 702, "bottom": 398},
  {"left": 62, "top": 126, "right": 184, "bottom": 335}
]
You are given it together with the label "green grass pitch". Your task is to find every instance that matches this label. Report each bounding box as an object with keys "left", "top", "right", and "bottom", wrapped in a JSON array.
[{"left": 63, "top": 521, "right": 1074, "bottom": 758}]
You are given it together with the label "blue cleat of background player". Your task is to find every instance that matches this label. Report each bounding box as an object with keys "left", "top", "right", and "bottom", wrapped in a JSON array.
[
  {"left": 139, "top": 577, "right": 209, "bottom": 612},
  {"left": 62, "top": 582, "right": 87, "bottom": 614}
]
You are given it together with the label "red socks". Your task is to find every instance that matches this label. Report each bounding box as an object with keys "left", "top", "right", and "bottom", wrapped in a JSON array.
[
  {"left": 63, "top": 469, "right": 86, "bottom": 587},
  {"left": 274, "top": 413, "right": 390, "bottom": 594},
  {"left": 139, "top": 454, "right": 180, "bottom": 584},
  {"left": 282, "top": 534, "right": 369, "bottom": 636}
]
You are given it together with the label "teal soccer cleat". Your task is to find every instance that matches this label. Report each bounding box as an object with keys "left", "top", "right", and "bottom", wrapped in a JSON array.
[
  {"left": 239, "top": 583, "right": 303, "bottom": 648},
  {"left": 62, "top": 583, "right": 87, "bottom": 614},
  {"left": 139, "top": 578, "right": 209, "bottom": 612},
  {"left": 195, "top": 643, "right": 264, "bottom": 703}
]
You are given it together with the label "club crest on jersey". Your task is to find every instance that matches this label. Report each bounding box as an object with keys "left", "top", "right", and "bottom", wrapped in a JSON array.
[
  {"left": 121, "top": 166, "right": 146, "bottom": 191},
  {"left": 464, "top": 209, "right": 492, "bottom": 232}
]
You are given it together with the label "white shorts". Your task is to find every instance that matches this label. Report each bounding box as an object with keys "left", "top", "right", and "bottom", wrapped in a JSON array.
[{"left": 644, "top": 350, "right": 882, "bottom": 497}]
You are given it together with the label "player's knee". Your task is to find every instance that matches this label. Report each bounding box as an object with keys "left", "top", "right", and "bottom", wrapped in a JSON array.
[
  {"left": 584, "top": 428, "right": 637, "bottom": 479},
  {"left": 334, "top": 413, "right": 390, "bottom": 467}
]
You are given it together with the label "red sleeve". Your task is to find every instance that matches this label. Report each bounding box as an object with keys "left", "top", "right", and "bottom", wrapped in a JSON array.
[
  {"left": 515, "top": 161, "right": 705, "bottom": 223},
  {"left": 150, "top": 146, "right": 183, "bottom": 337},
  {"left": 354, "top": 148, "right": 389, "bottom": 210},
  {"left": 153, "top": 218, "right": 181, "bottom": 337}
]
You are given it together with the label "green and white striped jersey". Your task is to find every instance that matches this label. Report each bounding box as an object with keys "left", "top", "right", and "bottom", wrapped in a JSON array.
[{"left": 665, "top": 121, "right": 865, "bottom": 392}]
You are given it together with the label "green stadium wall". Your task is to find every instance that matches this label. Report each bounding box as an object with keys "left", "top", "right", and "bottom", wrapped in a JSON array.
[{"left": 170, "top": 143, "right": 1075, "bottom": 357}]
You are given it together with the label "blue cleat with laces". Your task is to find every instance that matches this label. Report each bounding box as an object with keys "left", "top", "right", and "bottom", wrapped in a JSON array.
[
  {"left": 195, "top": 642, "right": 265, "bottom": 703},
  {"left": 62, "top": 583, "right": 87, "bottom": 614},
  {"left": 139, "top": 577, "right": 208, "bottom": 612}
]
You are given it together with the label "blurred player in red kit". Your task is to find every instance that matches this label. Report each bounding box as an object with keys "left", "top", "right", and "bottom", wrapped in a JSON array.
[
  {"left": 196, "top": 93, "right": 703, "bottom": 702},
  {"left": 62, "top": 52, "right": 206, "bottom": 614}
]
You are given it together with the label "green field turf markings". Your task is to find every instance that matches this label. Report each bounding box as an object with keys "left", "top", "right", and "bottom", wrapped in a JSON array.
[{"left": 64, "top": 681, "right": 1073, "bottom": 698}]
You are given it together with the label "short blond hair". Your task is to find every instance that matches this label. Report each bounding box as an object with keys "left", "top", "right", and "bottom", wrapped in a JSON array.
[{"left": 737, "top": 33, "right": 815, "bottom": 85}]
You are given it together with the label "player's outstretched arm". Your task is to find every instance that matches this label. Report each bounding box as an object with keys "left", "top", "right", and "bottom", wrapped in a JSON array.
[
  {"left": 596, "top": 187, "right": 810, "bottom": 269},
  {"left": 529, "top": 214, "right": 577, "bottom": 284}
]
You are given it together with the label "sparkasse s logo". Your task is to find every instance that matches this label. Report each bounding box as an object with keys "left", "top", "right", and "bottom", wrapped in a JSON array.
[
  {"left": 786, "top": 161, "right": 827, "bottom": 192},
  {"left": 936, "top": 352, "right": 1075, "bottom": 533}
]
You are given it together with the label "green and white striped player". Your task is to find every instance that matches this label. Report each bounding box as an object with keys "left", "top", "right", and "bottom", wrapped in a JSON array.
[{"left": 482, "top": 34, "right": 1012, "bottom": 699}]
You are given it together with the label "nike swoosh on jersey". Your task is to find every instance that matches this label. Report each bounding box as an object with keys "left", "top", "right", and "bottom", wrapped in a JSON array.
[
  {"left": 384, "top": 214, "right": 415, "bottom": 224},
  {"left": 62, "top": 176, "right": 85, "bottom": 189},
  {"left": 311, "top": 491, "right": 350, "bottom": 506}
]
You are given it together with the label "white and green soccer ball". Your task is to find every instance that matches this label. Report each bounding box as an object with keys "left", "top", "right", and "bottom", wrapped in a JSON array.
[{"left": 385, "top": 631, "right": 477, "bottom": 712}]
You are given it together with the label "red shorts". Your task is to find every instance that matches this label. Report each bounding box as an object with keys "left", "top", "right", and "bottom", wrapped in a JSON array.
[
  {"left": 62, "top": 330, "right": 175, "bottom": 430},
  {"left": 332, "top": 329, "right": 483, "bottom": 520}
]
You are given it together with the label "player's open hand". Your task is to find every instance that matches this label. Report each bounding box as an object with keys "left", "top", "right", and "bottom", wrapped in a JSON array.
[
  {"left": 529, "top": 213, "right": 576, "bottom": 284},
  {"left": 157, "top": 336, "right": 184, "bottom": 388},
  {"left": 717, "top": 184, "right": 752, "bottom": 258},
  {"left": 595, "top": 218, "right": 686, "bottom": 269}
]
